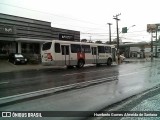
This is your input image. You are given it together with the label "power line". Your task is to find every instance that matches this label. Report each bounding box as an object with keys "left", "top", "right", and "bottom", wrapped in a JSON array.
[
  {"left": 127, "top": 30, "right": 147, "bottom": 33},
  {"left": 81, "top": 31, "right": 148, "bottom": 35},
  {"left": 0, "top": 2, "right": 151, "bottom": 42},
  {"left": 122, "top": 37, "right": 150, "bottom": 40},
  {"left": 81, "top": 32, "right": 116, "bottom": 35},
  {"left": 0, "top": 2, "right": 101, "bottom": 26},
  {"left": 54, "top": 23, "right": 101, "bottom": 30},
  {"left": 121, "top": 34, "right": 150, "bottom": 37},
  {"left": 82, "top": 25, "right": 109, "bottom": 33}
]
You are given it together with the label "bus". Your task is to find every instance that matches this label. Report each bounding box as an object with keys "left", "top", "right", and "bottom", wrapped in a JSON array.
[{"left": 41, "top": 40, "right": 116, "bottom": 68}]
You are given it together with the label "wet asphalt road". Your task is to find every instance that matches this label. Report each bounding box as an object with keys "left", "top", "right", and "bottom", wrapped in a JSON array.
[
  {"left": 0, "top": 64, "right": 118, "bottom": 98},
  {"left": 0, "top": 61, "right": 160, "bottom": 98},
  {"left": 1, "top": 61, "right": 160, "bottom": 120}
]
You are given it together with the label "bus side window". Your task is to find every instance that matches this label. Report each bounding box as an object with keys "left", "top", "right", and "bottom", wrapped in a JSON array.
[
  {"left": 98, "top": 46, "right": 105, "bottom": 53},
  {"left": 55, "top": 43, "right": 61, "bottom": 53},
  {"left": 105, "top": 46, "right": 111, "bottom": 53},
  {"left": 91, "top": 47, "right": 97, "bottom": 55},
  {"left": 82, "top": 45, "right": 91, "bottom": 53},
  {"left": 71, "top": 44, "right": 81, "bottom": 53}
]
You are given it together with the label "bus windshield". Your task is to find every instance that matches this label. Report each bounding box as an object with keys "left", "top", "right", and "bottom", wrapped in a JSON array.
[{"left": 42, "top": 42, "right": 52, "bottom": 50}]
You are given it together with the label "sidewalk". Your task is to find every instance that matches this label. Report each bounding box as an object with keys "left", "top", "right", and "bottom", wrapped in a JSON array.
[
  {"left": 123, "top": 58, "right": 160, "bottom": 62},
  {"left": 0, "top": 60, "right": 106, "bottom": 73},
  {"left": 89, "top": 84, "right": 160, "bottom": 120},
  {"left": 0, "top": 60, "right": 64, "bottom": 73}
]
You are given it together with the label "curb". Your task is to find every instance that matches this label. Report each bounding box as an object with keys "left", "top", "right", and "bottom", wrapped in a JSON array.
[
  {"left": 0, "top": 66, "right": 64, "bottom": 74},
  {"left": 123, "top": 60, "right": 151, "bottom": 62},
  {"left": 0, "top": 63, "right": 117, "bottom": 74}
]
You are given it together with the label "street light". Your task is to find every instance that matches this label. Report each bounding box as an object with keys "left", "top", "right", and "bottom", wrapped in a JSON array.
[
  {"left": 119, "top": 25, "right": 136, "bottom": 40},
  {"left": 127, "top": 25, "right": 136, "bottom": 31},
  {"left": 120, "top": 25, "right": 136, "bottom": 34}
]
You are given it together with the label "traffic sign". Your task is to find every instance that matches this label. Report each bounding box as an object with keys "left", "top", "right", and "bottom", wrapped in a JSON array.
[{"left": 122, "top": 27, "right": 127, "bottom": 33}]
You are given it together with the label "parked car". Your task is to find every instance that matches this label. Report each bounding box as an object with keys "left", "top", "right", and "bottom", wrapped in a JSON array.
[{"left": 8, "top": 53, "right": 28, "bottom": 65}]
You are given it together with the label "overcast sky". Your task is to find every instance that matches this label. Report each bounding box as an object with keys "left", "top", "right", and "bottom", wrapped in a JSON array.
[{"left": 0, "top": 0, "right": 159, "bottom": 42}]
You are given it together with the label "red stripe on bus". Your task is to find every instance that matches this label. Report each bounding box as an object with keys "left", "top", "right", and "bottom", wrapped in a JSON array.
[{"left": 77, "top": 52, "right": 85, "bottom": 60}]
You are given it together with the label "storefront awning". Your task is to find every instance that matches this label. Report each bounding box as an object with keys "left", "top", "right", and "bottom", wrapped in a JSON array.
[
  {"left": 0, "top": 37, "right": 15, "bottom": 41},
  {"left": 15, "top": 38, "right": 52, "bottom": 43}
]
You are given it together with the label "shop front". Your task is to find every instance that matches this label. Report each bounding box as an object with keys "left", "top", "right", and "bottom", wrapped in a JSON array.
[
  {"left": 15, "top": 38, "right": 51, "bottom": 63},
  {"left": 0, "top": 24, "right": 17, "bottom": 59},
  {"left": 0, "top": 13, "right": 80, "bottom": 61},
  {"left": 0, "top": 40, "right": 16, "bottom": 59}
]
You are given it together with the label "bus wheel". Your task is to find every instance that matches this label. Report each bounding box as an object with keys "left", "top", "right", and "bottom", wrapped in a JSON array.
[
  {"left": 76, "top": 60, "right": 84, "bottom": 68},
  {"left": 107, "top": 58, "right": 112, "bottom": 66},
  {"left": 96, "top": 63, "right": 100, "bottom": 67}
]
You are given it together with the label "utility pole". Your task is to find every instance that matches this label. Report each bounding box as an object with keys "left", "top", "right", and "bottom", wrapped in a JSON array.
[
  {"left": 107, "top": 23, "right": 112, "bottom": 44},
  {"left": 89, "top": 36, "right": 92, "bottom": 41},
  {"left": 151, "top": 32, "right": 153, "bottom": 61},
  {"left": 113, "top": 13, "right": 121, "bottom": 64},
  {"left": 155, "top": 24, "right": 158, "bottom": 57}
]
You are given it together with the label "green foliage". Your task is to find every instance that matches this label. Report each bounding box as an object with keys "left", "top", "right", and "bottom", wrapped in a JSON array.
[
  {"left": 95, "top": 40, "right": 102, "bottom": 44},
  {"left": 81, "top": 39, "right": 87, "bottom": 42}
]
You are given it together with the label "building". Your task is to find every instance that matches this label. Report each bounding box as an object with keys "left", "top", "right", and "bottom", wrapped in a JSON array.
[
  {"left": 119, "top": 42, "right": 152, "bottom": 58},
  {"left": 0, "top": 13, "right": 80, "bottom": 60}
]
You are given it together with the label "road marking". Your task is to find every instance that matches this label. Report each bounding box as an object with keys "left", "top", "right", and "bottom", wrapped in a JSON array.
[
  {"left": 119, "top": 69, "right": 148, "bottom": 77},
  {"left": 62, "top": 69, "right": 108, "bottom": 76},
  {"left": 0, "top": 81, "right": 9, "bottom": 85},
  {"left": 62, "top": 69, "right": 147, "bottom": 76}
]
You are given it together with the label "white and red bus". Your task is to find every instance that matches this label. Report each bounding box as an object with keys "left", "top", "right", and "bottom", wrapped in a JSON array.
[{"left": 41, "top": 40, "right": 116, "bottom": 68}]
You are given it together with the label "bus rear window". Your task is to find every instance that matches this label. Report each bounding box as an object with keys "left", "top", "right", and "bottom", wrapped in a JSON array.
[{"left": 42, "top": 42, "right": 52, "bottom": 50}]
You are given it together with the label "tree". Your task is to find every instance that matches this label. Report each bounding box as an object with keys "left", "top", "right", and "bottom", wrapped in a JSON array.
[
  {"left": 105, "top": 41, "right": 117, "bottom": 44},
  {"left": 88, "top": 40, "right": 93, "bottom": 43},
  {"left": 95, "top": 40, "right": 102, "bottom": 44},
  {"left": 81, "top": 39, "right": 87, "bottom": 42}
]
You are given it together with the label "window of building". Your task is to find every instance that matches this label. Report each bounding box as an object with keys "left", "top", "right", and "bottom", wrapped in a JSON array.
[
  {"left": 71, "top": 44, "right": 81, "bottom": 53},
  {"left": 0, "top": 41, "right": 16, "bottom": 55},
  {"left": 21, "top": 43, "right": 40, "bottom": 54}
]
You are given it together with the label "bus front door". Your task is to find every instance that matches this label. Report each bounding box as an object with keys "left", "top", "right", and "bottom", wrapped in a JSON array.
[
  {"left": 92, "top": 47, "right": 98, "bottom": 64},
  {"left": 61, "top": 45, "right": 70, "bottom": 66}
]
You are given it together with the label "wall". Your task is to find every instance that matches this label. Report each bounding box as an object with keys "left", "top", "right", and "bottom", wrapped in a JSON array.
[
  {"left": 0, "top": 13, "right": 52, "bottom": 40},
  {"left": 51, "top": 27, "right": 80, "bottom": 41}
]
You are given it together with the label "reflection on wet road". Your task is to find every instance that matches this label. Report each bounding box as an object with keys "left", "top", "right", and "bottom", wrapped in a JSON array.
[{"left": 0, "top": 61, "right": 160, "bottom": 99}]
